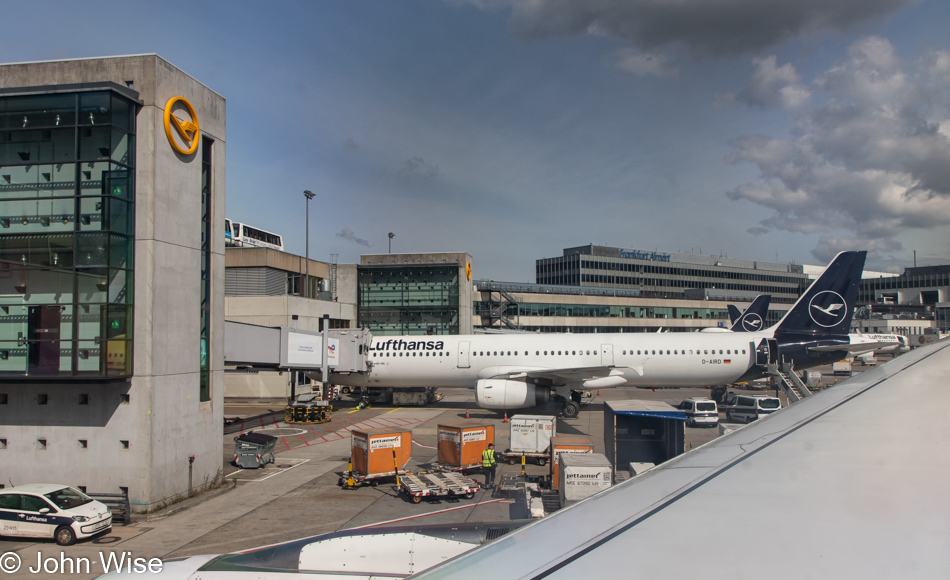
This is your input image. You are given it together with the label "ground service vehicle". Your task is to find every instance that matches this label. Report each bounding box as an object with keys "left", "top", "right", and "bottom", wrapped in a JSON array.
[
  {"left": 678, "top": 397, "right": 719, "bottom": 427},
  {"left": 722, "top": 393, "right": 781, "bottom": 423},
  {"left": 0, "top": 484, "right": 111, "bottom": 545}
]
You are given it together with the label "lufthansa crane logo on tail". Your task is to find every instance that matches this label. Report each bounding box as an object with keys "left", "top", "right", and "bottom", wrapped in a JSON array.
[
  {"left": 809, "top": 291, "right": 848, "bottom": 327},
  {"left": 164, "top": 96, "right": 200, "bottom": 155},
  {"left": 741, "top": 313, "right": 764, "bottom": 332}
]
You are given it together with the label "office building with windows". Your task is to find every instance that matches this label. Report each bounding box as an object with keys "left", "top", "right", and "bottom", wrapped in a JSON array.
[
  {"left": 0, "top": 55, "right": 225, "bottom": 509},
  {"left": 359, "top": 253, "right": 473, "bottom": 335},
  {"left": 536, "top": 245, "right": 809, "bottom": 304}
]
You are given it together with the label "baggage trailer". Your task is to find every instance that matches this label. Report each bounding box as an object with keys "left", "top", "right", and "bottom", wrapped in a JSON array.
[
  {"left": 501, "top": 415, "right": 556, "bottom": 465},
  {"left": 435, "top": 422, "right": 495, "bottom": 473},
  {"left": 340, "top": 429, "right": 412, "bottom": 489},
  {"left": 398, "top": 471, "right": 480, "bottom": 503}
]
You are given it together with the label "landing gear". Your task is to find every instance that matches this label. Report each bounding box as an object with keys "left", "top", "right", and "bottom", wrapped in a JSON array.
[
  {"left": 562, "top": 402, "right": 579, "bottom": 419},
  {"left": 556, "top": 389, "right": 584, "bottom": 419}
]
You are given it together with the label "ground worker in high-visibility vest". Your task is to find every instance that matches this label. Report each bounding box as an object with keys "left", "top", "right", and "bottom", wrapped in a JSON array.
[{"left": 482, "top": 443, "right": 497, "bottom": 488}]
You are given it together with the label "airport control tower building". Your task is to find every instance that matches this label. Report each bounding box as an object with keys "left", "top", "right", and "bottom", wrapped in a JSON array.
[{"left": 0, "top": 55, "right": 226, "bottom": 510}]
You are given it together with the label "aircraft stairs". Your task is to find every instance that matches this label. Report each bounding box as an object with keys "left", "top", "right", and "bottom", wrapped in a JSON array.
[{"left": 769, "top": 362, "right": 812, "bottom": 403}]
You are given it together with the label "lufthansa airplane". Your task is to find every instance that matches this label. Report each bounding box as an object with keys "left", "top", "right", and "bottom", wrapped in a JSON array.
[
  {"left": 725, "top": 293, "right": 906, "bottom": 355},
  {"left": 331, "top": 251, "right": 867, "bottom": 417}
]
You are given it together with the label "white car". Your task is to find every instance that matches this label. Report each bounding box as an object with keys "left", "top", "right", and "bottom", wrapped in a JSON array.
[{"left": 0, "top": 484, "right": 112, "bottom": 545}]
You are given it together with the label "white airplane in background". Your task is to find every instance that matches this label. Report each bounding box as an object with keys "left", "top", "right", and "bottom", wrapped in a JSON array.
[{"left": 331, "top": 251, "right": 868, "bottom": 417}]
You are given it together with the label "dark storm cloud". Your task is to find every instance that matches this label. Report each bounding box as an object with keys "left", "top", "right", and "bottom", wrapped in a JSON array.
[
  {"left": 471, "top": 0, "right": 914, "bottom": 57},
  {"left": 725, "top": 37, "right": 950, "bottom": 261}
]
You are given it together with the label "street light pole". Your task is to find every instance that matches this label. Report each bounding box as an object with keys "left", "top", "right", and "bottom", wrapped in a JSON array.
[
  {"left": 388, "top": 232, "right": 395, "bottom": 253},
  {"left": 304, "top": 190, "right": 314, "bottom": 298}
]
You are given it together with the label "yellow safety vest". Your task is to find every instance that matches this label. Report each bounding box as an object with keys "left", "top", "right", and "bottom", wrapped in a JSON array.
[{"left": 482, "top": 448, "right": 495, "bottom": 467}]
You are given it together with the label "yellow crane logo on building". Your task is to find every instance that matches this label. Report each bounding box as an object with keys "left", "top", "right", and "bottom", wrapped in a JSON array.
[{"left": 163, "top": 96, "right": 200, "bottom": 155}]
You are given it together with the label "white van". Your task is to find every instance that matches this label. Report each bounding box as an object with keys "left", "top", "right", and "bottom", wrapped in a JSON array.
[
  {"left": 678, "top": 397, "right": 719, "bottom": 427},
  {"left": 722, "top": 393, "right": 781, "bottom": 423}
]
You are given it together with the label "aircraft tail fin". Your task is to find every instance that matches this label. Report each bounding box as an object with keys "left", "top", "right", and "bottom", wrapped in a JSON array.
[
  {"left": 727, "top": 304, "right": 742, "bottom": 325},
  {"left": 731, "top": 295, "right": 770, "bottom": 332},
  {"left": 774, "top": 251, "right": 866, "bottom": 335}
]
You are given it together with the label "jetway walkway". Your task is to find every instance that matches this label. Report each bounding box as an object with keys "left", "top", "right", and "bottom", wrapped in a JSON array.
[{"left": 224, "top": 321, "right": 372, "bottom": 375}]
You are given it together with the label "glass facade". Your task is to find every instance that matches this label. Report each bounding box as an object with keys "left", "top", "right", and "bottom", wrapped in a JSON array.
[
  {"left": 0, "top": 89, "right": 136, "bottom": 378},
  {"left": 358, "top": 265, "right": 459, "bottom": 335},
  {"left": 199, "top": 138, "right": 212, "bottom": 400}
]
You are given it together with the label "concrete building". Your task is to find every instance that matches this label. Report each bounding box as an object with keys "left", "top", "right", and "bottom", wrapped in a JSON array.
[
  {"left": 223, "top": 247, "right": 358, "bottom": 398},
  {"left": 359, "top": 252, "right": 474, "bottom": 335},
  {"left": 0, "top": 55, "right": 225, "bottom": 510},
  {"left": 536, "top": 245, "right": 810, "bottom": 304}
]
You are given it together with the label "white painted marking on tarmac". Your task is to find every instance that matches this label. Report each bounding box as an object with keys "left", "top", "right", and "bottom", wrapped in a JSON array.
[
  {"left": 251, "top": 459, "right": 310, "bottom": 481},
  {"left": 354, "top": 499, "right": 514, "bottom": 529}
]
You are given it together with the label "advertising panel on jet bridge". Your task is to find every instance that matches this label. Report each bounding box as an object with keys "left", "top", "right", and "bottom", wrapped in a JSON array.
[
  {"left": 286, "top": 332, "right": 339, "bottom": 367},
  {"left": 438, "top": 422, "right": 495, "bottom": 468},
  {"left": 509, "top": 415, "right": 557, "bottom": 454},
  {"left": 351, "top": 429, "right": 413, "bottom": 477}
]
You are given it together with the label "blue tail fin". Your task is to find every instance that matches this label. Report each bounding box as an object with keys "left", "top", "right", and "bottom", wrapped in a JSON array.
[
  {"left": 731, "top": 295, "right": 771, "bottom": 332},
  {"left": 775, "top": 251, "right": 867, "bottom": 335},
  {"left": 727, "top": 304, "right": 742, "bottom": 325}
]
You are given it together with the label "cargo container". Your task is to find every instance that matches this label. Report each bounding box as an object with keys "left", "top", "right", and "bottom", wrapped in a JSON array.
[
  {"left": 350, "top": 428, "right": 412, "bottom": 479},
  {"left": 508, "top": 415, "right": 556, "bottom": 454},
  {"left": 550, "top": 435, "right": 595, "bottom": 490},
  {"left": 558, "top": 453, "right": 612, "bottom": 507},
  {"left": 437, "top": 422, "right": 495, "bottom": 470}
]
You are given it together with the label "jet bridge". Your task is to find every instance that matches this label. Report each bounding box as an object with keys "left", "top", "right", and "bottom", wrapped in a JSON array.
[{"left": 225, "top": 321, "right": 372, "bottom": 376}]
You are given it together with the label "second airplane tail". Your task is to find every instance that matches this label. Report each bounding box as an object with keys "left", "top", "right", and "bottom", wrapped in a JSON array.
[{"left": 773, "top": 251, "right": 867, "bottom": 336}]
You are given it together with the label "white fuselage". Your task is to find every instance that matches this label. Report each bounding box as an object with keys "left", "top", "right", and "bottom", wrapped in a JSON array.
[{"left": 333, "top": 332, "right": 766, "bottom": 390}]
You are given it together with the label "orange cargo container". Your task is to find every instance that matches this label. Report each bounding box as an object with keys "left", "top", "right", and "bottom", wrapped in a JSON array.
[
  {"left": 351, "top": 429, "right": 413, "bottom": 477},
  {"left": 550, "top": 435, "right": 595, "bottom": 489},
  {"left": 437, "top": 422, "right": 495, "bottom": 468}
]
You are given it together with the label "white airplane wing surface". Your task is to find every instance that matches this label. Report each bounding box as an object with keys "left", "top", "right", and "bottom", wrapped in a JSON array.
[
  {"left": 808, "top": 341, "right": 893, "bottom": 354},
  {"left": 413, "top": 339, "right": 950, "bottom": 580},
  {"left": 495, "top": 366, "right": 638, "bottom": 383}
]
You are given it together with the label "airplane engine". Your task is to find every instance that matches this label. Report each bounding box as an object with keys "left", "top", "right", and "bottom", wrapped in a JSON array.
[{"left": 475, "top": 379, "right": 549, "bottom": 410}]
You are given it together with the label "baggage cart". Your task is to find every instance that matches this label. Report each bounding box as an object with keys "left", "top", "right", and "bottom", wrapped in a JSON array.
[
  {"left": 398, "top": 471, "right": 480, "bottom": 503},
  {"left": 436, "top": 422, "right": 494, "bottom": 473},
  {"left": 233, "top": 432, "right": 277, "bottom": 469},
  {"left": 340, "top": 429, "right": 412, "bottom": 489}
]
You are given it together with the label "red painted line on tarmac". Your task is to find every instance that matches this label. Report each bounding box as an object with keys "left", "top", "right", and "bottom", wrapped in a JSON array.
[
  {"left": 298, "top": 434, "right": 310, "bottom": 447},
  {"left": 239, "top": 421, "right": 245, "bottom": 434},
  {"left": 271, "top": 415, "right": 290, "bottom": 451},
  {"left": 354, "top": 499, "right": 514, "bottom": 529},
  {"left": 306, "top": 424, "right": 329, "bottom": 443}
]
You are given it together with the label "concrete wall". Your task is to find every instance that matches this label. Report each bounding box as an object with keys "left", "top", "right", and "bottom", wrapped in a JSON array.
[
  {"left": 0, "top": 55, "right": 225, "bottom": 509},
  {"left": 225, "top": 295, "right": 357, "bottom": 333}
]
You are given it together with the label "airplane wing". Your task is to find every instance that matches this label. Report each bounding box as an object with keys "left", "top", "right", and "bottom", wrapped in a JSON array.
[
  {"left": 492, "top": 365, "right": 641, "bottom": 384},
  {"left": 808, "top": 341, "right": 895, "bottom": 354},
  {"left": 413, "top": 339, "right": 950, "bottom": 579}
]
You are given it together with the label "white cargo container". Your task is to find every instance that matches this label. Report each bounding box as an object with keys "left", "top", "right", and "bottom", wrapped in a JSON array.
[
  {"left": 804, "top": 371, "right": 822, "bottom": 387},
  {"left": 558, "top": 453, "right": 612, "bottom": 507},
  {"left": 508, "top": 415, "right": 556, "bottom": 454}
]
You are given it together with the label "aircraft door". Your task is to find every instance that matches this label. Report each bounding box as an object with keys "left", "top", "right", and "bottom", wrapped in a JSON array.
[
  {"left": 754, "top": 339, "right": 779, "bottom": 367},
  {"left": 601, "top": 344, "right": 614, "bottom": 366},
  {"left": 458, "top": 341, "right": 470, "bottom": 369},
  {"left": 755, "top": 339, "right": 769, "bottom": 367}
]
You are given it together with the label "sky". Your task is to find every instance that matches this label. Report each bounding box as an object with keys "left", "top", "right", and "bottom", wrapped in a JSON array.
[{"left": 4, "top": 0, "right": 949, "bottom": 281}]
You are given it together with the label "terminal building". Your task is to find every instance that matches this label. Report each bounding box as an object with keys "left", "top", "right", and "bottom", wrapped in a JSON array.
[{"left": 0, "top": 55, "right": 225, "bottom": 509}]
